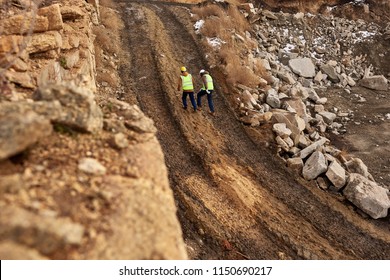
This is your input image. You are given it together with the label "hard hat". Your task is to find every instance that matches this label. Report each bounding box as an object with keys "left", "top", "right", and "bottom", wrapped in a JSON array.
[
  {"left": 199, "top": 69, "right": 206, "bottom": 74},
  {"left": 180, "top": 66, "right": 187, "bottom": 72}
]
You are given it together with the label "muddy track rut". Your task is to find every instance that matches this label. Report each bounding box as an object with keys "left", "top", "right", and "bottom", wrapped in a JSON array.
[{"left": 117, "top": 0, "right": 390, "bottom": 259}]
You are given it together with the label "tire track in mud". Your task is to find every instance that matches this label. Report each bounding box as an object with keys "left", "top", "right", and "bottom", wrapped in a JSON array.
[
  {"left": 117, "top": 0, "right": 390, "bottom": 259},
  {"left": 118, "top": 2, "right": 291, "bottom": 259},
  {"left": 149, "top": 3, "right": 390, "bottom": 260}
]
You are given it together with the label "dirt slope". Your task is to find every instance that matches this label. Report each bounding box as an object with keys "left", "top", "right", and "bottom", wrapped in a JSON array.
[{"left": 116, "top": 0, "right": 390, "bottom": 259}]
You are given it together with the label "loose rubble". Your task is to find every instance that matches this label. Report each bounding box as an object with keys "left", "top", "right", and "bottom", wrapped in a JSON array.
[{"left": 195, "top": 1, "right": 390, "bottom": 218}]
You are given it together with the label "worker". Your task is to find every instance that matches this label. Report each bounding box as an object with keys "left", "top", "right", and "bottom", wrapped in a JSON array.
[
  {"left": 197, "top": 69, "right": 215, "bottom": 116},
  {"left": 177, "top": 66, "right": 197, "bottom": 112}
]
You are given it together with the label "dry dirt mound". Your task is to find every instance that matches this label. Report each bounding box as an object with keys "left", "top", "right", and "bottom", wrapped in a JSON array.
[{"left": 116, "top": 0, "right": 390, "bottom": 259}]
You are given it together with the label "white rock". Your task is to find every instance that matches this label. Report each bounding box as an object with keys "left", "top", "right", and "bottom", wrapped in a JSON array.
[
  {"left": 273, "top": 123, "right": 292, "bottom": 138},
  {"left": 326, "top": 161, "right": 346, "bottom": 190},
  {"left": 302, "top": 151, "right": 328, "bottom": 181},
  {"left": 319, "top": 111, "right": 337, "bottom": 124},
  {"left": 288, "top": 58, "right": 316, "bottom": 78},
  {"left": 78, "top": 158, "right": 106, "bottom": 175},
  {"left": 299, "top": 137, "right": 328, "bottom": 159},
  {"left": 343, "top": 173, "right": 390, "bottom": 219}
]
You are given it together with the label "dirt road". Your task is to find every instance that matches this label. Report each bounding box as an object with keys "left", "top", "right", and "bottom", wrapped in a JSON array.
[{"left": 116, "top": 0, "right": 390, "bottom": 259}]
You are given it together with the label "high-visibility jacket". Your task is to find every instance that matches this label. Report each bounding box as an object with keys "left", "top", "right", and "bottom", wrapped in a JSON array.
[
  {"left": 181, "top": 74, "right": 194, "bottom": 91},
  {"left": 201, "top": 74, "right": 214, "bottom": 90}
]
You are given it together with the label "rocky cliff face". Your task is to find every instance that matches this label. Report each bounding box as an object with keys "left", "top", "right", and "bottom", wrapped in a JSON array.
[
  {"left": 0, "top": 0, "right": 187, "bottom": 260},
  {"left": 0, "top": 0, "right": 98, "bottom": 97}
]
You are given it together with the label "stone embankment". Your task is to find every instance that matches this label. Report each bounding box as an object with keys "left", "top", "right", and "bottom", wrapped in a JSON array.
[{"left": 234, "top": 3, "right": 390, "bottom": 219}]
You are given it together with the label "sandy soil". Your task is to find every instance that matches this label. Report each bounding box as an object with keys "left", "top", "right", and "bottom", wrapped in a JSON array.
[{"left": 114, "top": 0, "right": 390, "bottom": 259}]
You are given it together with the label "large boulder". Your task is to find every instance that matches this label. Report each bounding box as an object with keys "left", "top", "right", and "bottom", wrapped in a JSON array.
[
  {"left": 288, "top": 57, "right": 316, "bottom": 78},
  {"left": 359, "top": 75, "right": 388, "bottom": 91},
  {"left": 34, "top": 83, "right": 103, "bottom": 133},
  {"left": 343, "top": 173, "right": 390, "bottom": 219},
  {"left": 0, "top": 110, "right": 52, "bottom": 161}
]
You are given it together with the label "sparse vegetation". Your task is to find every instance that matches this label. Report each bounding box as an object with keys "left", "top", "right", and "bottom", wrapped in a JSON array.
[
  {"left": 59, "top": 56, "right": 67, "bottom": 68},
  {"left": 192, "top": 3, "right": 261, "bottom": 88},
  {"left": 191, "top": 4, "right": 225, "bottom": 20}
]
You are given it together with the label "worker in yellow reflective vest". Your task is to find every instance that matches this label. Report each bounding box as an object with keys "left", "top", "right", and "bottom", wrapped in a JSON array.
[
  {"left": 197, "top": 69, "right": 215, "bottom": 116},
  {"left": 177, "top": 66, "right": 197, "bottom": 112}
]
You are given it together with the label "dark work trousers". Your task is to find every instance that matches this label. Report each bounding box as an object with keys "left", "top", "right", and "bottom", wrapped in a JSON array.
[
  {"left": 182, "top": 91, "right": 197, "bottom": 111},
  {"left": 197, "top": 89, "right": 214, "bottom": 113}
]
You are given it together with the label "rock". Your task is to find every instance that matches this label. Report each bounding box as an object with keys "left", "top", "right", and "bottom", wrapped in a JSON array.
[
  {"left": 60, "top": 49, "right": 80, "bottom": 69},
  {"left": 319, "top": 111, "right": 337, "bottom": 124},
  {"left": 241, "top": 111, "right": 273, "bottom": 126},
  {"left": 1, "top": 14, "right": 48, "bottom": 35},
  {"left": 123, "top": 105, "right": 157, "bottom": 137},
  {"left": 241, "top": 89, "right": 257, "bottom": 109},
  {"left": 78, "top": 158, "right": 106, "bottom": 175},
  {"left": 266, "top": 88, "right": 281, "bottom": 108},
  {"left": 284, "top": 98, "right": 308, "bottom": 120},
  {"left": 37, "top": 4, "right": 64, "bottom": 31},
  {"left": 272, "top": 111, "right": 302, "bottom": 145},
  {"left": 0, "top": 241, "right": 48, "bottom": 260},
  {"left": 345, "top": 158, "right": 374, "bottom": 181},
  {"left": 316, "top": 97, "right": 328, "bottom": 105},
  {"left": 288, "top": 57, "right": 316, "bottom": 78},
  {"left": 287, "top": 157, "right": 304, "bottom": 173},
  {"left": 314, "top": 71, "right": 325, "bottom": 84},
  {"left": 61, "top": 6, "right": 85, "bottom": 21},
  {"left": 110, "top": 133, "right": 129, "bottom": 149},
  {"left": 275, "top": 136, "right": 289, "bottom": 152},
  {"left": 0, "top": 101, "right": 62, "bottom": 121},
  {"left": 262, "top": 10, "right": 278, "bottom": 20},
  {"left": 0, "top": 174, "right": 26, "bottom": 195},
  {"left": 4, "top": 71, "right": 35, "bottom": 88},
  {"left": 298, "top": 134, "right": 310, "bottom": 149},
  {"left": 0, "top": 35, "right": 23, "bottom": 53},
  {"left": 0, "top": 110, "right": 52, "bottom": 161},
  {"left": 343, "top": 173, "right": 390, "bottom": 219},
  {"left": 316, "top": 176, "right": 331, "bottom": 190},
  {"left": 314, "top": 104, "right": 325, "bottom": 113},
  {"left": 26, "top": 31, "right": 62, "bottom": 55},
  {"left": 359, "top": 75, "right": 388, "bottom": 91},
  {"left": 273, "top": 123, "right": 292, "bottom": 138},
  {"left": 302, "top": 151, "right": 328, "bottom": 181},
  {"left": 277, "top": 71, "right": 296, "bottom": 84},
  {"left": 298, "top": 137, "right": 329, "bottom": 159},
  {"left": 320, "top": 64, "right": 340, "bottom": 83},
  {"left": 0, "top": 205, "right": 84, "bottom": 255},
  {"left": 34, "top": 83, "right": 103, "bottom": 133},
  {"left": 326, "top": 161, "right": 346, "bottom": 190},
  {"left": 0, "top": 55, "right": 28, "bottom": 71},
  {"left": 307, "top": 88, "right": 320, "bottom": 103}
]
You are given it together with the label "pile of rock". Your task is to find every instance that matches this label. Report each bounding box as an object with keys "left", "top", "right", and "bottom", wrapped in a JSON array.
[{"left": 234, "top": 3, "right": 390, "bottom": 218}]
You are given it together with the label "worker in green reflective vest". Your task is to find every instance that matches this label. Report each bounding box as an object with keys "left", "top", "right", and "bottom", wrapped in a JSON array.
[
  {"left": 177, "top": 66, "right": 197, "bottom": 112},
  {"left": 197, "top": 69, "right": 215, "bottom": 116}
]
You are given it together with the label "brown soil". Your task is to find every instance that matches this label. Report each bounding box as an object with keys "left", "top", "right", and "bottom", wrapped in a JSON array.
[{"left": 114, "top": 0, "right": 390, "bottom": 259}]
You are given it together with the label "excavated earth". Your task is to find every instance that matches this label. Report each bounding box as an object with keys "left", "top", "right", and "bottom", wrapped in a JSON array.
[{"left": 114, "top": 0, "right": 390, "bottom": 259}]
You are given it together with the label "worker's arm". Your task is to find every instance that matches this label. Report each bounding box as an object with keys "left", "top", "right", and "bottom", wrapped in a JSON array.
[
  {"left": 202, "top": 75, "right": 209, "bottom": 92},
  {"left": 177, "top": 77, "right": 182, "bottom": 91},
  {"left": 202, "top": 76, "right": 207, "bottom": 90}
]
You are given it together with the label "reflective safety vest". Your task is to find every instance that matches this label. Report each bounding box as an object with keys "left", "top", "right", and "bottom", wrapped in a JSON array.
[
  {"left": 201, "top": 74, "right": 214, "bottom": 90},
  {"left": 181, "top": 74, "right": 194, "bottom": 91}
]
